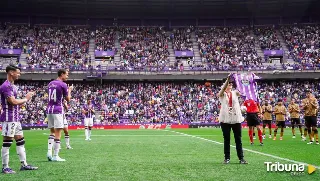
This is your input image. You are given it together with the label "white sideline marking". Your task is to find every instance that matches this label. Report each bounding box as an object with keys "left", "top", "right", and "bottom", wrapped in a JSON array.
[
  {"left": 42, "top": 133, "right": 218, "bottom": 137},
  {"left": 77, "top": 134, "right": 220, "bottom": 137},
  {"left": 168, "top": 130, "right": 320, "bottom": 169}
]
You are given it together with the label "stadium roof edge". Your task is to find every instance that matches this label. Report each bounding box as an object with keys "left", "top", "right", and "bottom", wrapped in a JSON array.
[{"left": 0, "top": 0, "right": 319, "bottom": 19}]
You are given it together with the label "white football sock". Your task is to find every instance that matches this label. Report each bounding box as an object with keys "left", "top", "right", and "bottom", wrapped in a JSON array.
[
  {"left": 1, "top": 148, "right": 10, "bottom": 169},
  {"left": 16, "top": 145, "right": 27, "bottom": 166},
  {"left": 1, "top": 140, "right": 13, "bottom": 169},
  {"left": 48, "top": 135, "right": 55, "bottom": 154},
  {"left": 53, "top": 140, "right": 61, "bottom": 157},
  {"left": 85, "top": 128, "right": 88, "bottom": 139},
  {"left": 65, "top": 135, "right": 70, "bottom": 146}
]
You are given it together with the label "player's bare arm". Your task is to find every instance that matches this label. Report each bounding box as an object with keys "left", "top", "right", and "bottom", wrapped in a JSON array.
[
  {"left": 63, "top": 102, "right": 68, "bottom": 111},
  {"left": 6, "top": 92, "right": 34, "bottom": 106},
  {"left": 65, "top": 84, "right": 73, "bottom": 102},
  {"left": 218, "top": 75, "right": 230, "bottom": 98}
]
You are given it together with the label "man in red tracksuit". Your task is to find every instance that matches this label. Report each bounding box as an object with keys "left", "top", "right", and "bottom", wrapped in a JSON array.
[{"left": 243, "top": 99, "right": 263, "bottom": 146}]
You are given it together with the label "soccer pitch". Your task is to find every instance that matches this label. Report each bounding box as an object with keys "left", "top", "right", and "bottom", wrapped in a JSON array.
[{"left": 1, "top": 128, "right": 320, "bottom": 181}]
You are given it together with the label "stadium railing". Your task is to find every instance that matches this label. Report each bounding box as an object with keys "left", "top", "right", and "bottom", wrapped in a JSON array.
[{"left": 3, "top": 66, "right": 319, "bottom": 75}]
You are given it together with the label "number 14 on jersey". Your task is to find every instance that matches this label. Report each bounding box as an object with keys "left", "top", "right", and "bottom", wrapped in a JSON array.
[{"left": 49, "top": 89, "right": 57, "bottom": 102}]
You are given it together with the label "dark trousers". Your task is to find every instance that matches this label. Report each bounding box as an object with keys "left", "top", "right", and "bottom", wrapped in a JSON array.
[{"left": 221, "top": 123, "right": 244, "bottom": 160}]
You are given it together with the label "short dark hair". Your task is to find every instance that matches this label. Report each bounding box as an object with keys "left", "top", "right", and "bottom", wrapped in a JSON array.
[
  {"left": 6, "top": 64, "right": 21, "bottom": 73},
  {"left": 58, "top": 69, "right": 68, "bottom": 77},
  {"left": 228, "top": 81, "right": 236, "bottom": 88}
]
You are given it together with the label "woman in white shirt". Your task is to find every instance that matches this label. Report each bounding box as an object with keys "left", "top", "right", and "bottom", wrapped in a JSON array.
[{"left": 218, "top": 74, "right": 248, "bottom": 164}]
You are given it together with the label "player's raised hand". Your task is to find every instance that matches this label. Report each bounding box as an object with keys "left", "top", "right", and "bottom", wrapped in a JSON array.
[
  {"left": 64, "top": 102, "right": 69, "bottom": 111},
  {"left": 227, "top": 73, "right": 232, "bottom": 81},
  {"left": 26, "top": 91, "right": 35, "bottom": 101},
  {"left": 68, "top": 84, "right": 74, "bottom": 91}
]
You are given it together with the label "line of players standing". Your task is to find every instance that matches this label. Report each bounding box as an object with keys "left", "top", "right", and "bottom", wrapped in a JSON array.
[
  {"left": 243, "top": 90, "right": 319, "bottom": 145},
  {"left": 0, "top": 66, "right": 96, "bottom": 174}
]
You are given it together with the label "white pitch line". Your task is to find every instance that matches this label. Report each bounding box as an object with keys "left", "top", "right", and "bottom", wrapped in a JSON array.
[
  {"left": 168, "top": 130, "right": 320, "bottom": 169},
  {"left": 76, "top": 134, "right": 220, "bottom": 137},
  {"left": 42, "top": 133, "right": 218, "bottom": 137}
]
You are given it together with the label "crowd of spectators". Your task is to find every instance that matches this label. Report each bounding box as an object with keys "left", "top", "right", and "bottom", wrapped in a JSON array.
[
  {"left": 187, "top": 61, "right": 277, "bottom": 71},
  {"left": 25, "top": 26, "right": 91, "bottom": 69},
  {"left": 0, "top": 24, "right": 30, "bottom": 49},
  {"left": 95, "top": 26, "right": 116, "bottom": 51},
  {"left": 254, "top": 26, "right": 281, "bottom": 50},
  {"left": 4, "top": 80, "right": 320, "bottom": 125},
  {"left": 118, "top": 27, "right": 170, "bottom": 71},
  {"left": 1, "top": 24, "right": 320, "bottom": 72},
  {"left": 280, "top": 25, "right": 320, "bottom": 69},
  {"left": 196, "top": 27, "right": 263, "bottom": 70},
  {"left": 171, "top": 27, "right": 193, "bottom": 51}
]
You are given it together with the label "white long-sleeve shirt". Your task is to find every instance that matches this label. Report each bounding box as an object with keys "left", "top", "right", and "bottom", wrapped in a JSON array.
[{"left": 218, "top": 81, "right": 244, "bottom": 124}]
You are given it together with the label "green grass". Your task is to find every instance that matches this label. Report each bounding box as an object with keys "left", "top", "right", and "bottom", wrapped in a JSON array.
[{"left": 1, "top": 128, "right": 320, "bottom": 181}]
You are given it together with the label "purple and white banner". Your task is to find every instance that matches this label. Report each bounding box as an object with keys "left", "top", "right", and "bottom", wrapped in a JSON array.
[
  {"left": 232, "top": 73, "right": 260, "bottom": 102},
  {"left": 0, "top": 49, "right": 22, "bottom": 55},
  {"left": 264, "top": 50, "right": 284, "bottom": 57},
  {"left": 95, "top": 50, "right": 115, "bottom": 57},
  {"left": 175, "top": 51, "right": 194, "bottom": 57}
]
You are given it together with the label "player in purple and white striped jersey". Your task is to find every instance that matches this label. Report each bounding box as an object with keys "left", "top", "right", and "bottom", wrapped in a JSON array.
[
  {"left": 82, "top": 99, "right": 95, "bottom": 141},
  {"left": 0, "top": 65, "right": 38, "bottom": 174},
  {"left": 46, "top": 69, "right": 73, "bottom": 162}
]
